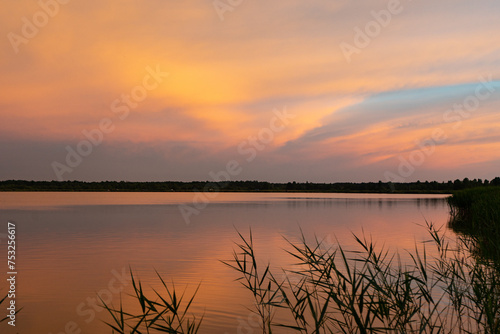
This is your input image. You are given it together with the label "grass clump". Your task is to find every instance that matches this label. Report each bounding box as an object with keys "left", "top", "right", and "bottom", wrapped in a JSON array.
[
  {"left": 223, "top": 224, "right": 500, "bottom": 333},
  {"left": 448, "top": 186, "right": 500, "bottom": 263},
  {"left": 448, "top": 186, "right": 500, "bottom": 229},
  {"left": 100, "top": 269, "right": 202, "bottom": 334}
]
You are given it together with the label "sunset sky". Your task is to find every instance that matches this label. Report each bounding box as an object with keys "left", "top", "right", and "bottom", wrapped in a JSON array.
[{"left": 1, "top": 0, "right": 499, "bottom": 182}]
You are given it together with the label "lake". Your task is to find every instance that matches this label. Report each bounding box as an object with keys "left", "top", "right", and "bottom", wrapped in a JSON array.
[{"left": 0, "top": 192, "right": 451, "bottom": 333}]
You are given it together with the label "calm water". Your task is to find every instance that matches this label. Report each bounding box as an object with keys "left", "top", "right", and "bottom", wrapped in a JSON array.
[{"left": 0, "top": 192, "right": 451, "bottom": 334}]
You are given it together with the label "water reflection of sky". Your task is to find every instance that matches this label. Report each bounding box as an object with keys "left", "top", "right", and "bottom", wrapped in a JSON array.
[{"left": 0, "top": 192, "right": 451, "bottom": 334}]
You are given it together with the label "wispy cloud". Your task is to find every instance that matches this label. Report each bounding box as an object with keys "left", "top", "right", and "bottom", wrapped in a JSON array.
[{"left": 1, "top": 0, "right": 500, "bottom": 181}]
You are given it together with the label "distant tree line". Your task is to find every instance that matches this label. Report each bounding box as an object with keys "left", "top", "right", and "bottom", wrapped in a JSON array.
[{"left": 0, "top": 177, "right": 499, "bottom": 193}]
